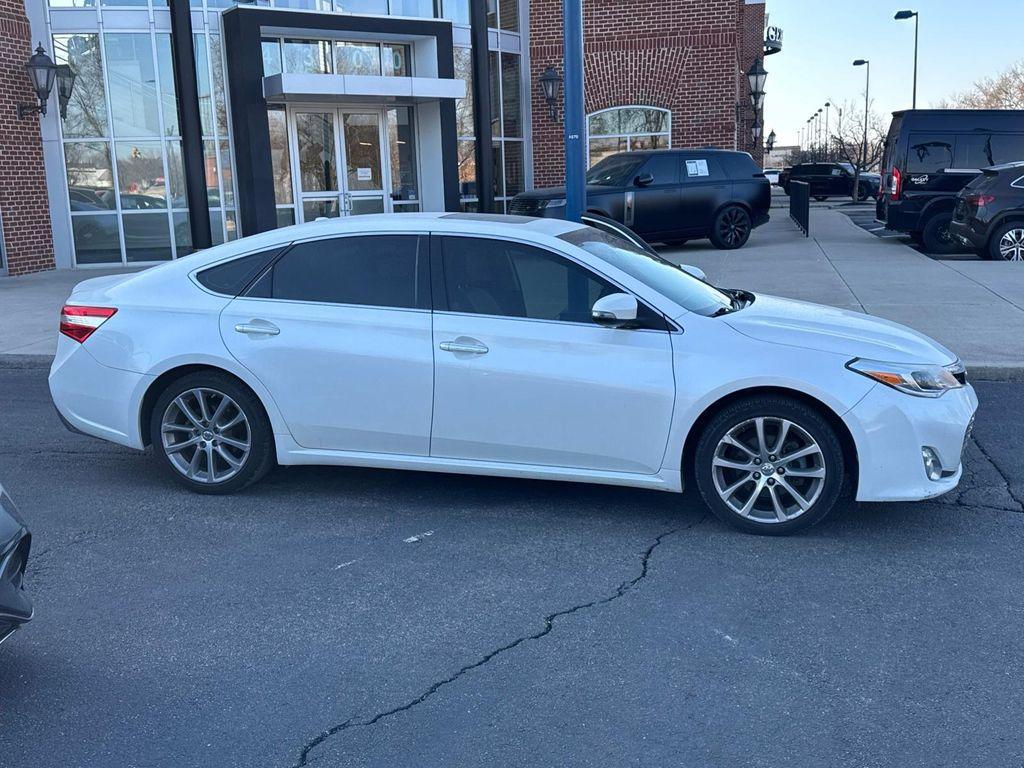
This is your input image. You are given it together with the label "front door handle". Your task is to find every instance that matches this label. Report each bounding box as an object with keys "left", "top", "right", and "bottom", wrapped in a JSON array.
[
  {"left": 439, "top": 340, "right": 488, "bottom": 355},
  {"left": 235, "top": 321, "right": 280, "bottom": 336}
]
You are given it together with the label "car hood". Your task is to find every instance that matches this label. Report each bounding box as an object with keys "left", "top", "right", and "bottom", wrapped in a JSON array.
[
  {"left": 514, "top": 185, "right": 617, "bottom": 200},
  {"left": 723, "top": 294, "right": 957, "bottom": 365}
]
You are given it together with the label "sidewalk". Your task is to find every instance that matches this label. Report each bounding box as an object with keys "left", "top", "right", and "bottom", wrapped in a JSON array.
[
  {"left": 0, "top": 212, "right": 1021, "bottom": 376},
  {"left": 662, "top": 209, "right": 1024, "bottom": 378}
]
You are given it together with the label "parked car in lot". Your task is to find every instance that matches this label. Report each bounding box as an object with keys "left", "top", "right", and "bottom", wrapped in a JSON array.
[
  {"left": 50, "top": 213, "right": 977, "bottom": 535},
  {"left": 780, "top": 162, "right": 880, "bottom": 201},
  {"left": 510, "top": 149, "right": 771, "bottom": 250},
  {"left": 950, "top": 161, "right": 1024, "bottom": 261},
  {"left": 0, "top": 482, "right": 32, "bottom": 647},
  {"left": 763, "top": 167, "right": 782, "bottom": 185},
  {"left": 877, "top": 109, "right": 1024, "bottom": 254}
]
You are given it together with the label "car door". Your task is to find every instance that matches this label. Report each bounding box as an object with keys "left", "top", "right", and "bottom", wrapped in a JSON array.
[
  {"left": 430, "top": 234, "right": 676, "bottom": 474},
  {"left": 828, "top": 166, "right": 849, "bottom": 195},
  {"left": 219, "top": 233, "right": 434, "bottom": 454},
  {"left": 628, "top": 153, "right": 681, "bottom": 238},
  {"left": 678, "top": 154, "right": 729, "bottom": 234}
]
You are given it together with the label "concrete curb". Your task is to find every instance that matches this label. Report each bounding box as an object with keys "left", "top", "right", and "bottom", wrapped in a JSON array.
[{"left": 3, "top": 354, "right": 1022, "bottom": 382}]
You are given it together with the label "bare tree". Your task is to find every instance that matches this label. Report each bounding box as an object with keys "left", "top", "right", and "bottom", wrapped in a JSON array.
[
  {"left": 938, "top": 59, "right": 1024, "bottom": 110},
  {"left": 829, "top": 98, "right": 888, "bottom": 201}
]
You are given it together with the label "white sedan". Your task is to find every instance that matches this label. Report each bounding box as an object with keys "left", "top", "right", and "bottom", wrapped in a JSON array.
[{"left": 50, "top": 213, "right": 977, "bottom": 534}]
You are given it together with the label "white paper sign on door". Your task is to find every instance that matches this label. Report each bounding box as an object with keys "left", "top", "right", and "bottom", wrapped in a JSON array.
[{"left": 357, "top": 167, "right": 372, "bottom": 181}]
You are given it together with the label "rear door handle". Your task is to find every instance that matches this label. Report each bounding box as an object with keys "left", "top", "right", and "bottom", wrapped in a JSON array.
[
  {"left": 439, "top": 340, "right": 488, "bottom": 355},
  {"left": 235, "top": 321, "right": 280, "bottom": 336}
]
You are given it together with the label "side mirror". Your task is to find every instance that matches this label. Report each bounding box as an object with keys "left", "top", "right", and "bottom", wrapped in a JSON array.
[
  {"left": 634, "top": 173, "right": 654, "bottom": 187},
  {"left": 592, "top": 293, "right": 639, "bottom": 327},
  {"left": 679, "top": 264, "right": 707, "bottom": 281}
]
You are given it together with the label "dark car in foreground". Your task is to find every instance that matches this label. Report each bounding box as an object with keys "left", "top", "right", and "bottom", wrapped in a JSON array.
[
  {"left": 780, "top": 162, "right": 879, "bottom": 201},
  {"left": 951, "top": 162, "right": 1024, "bottom": 261},
  {"left": 0, "top": 482, "right": 32, "bottom": 646},
  {"left": 511, "top": 149, "right": 770, "bottom": 249},
  {"left": 876, "top": 109, "right": 1024, "bottom": 254}
]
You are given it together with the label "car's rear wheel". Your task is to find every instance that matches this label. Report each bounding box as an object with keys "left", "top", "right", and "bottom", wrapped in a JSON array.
[
  {"left": 709, "top": 206, "right": 751, "bottom": 250},
  {"left": 921, "top": 211, "right": 959, "bottom": 254},
  {"left": 694, "top": 396, "right": 847, "bottom": 535},
  {"left": 856, "top": 185, "right": 870, "bottom": 201},
  {"left": 150, "top": 371, "right": 275, "bottom": 494},
  {"left": 988, "top": 221, "right": 1024, "bottom": 261}
]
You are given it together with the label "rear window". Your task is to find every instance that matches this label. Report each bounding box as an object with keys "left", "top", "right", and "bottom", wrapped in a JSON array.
[
  {"left": 906, "top": 134, "right": 954, "bottom": 174},
  {"left": 716, "top": 152, "right": 758, "bottom": 178},
  {"left": 196, "top": 249, "right": 283, "bottom": 296},
  {"left": 955, "top": 133, "right": 1024, "bottom": 168}
]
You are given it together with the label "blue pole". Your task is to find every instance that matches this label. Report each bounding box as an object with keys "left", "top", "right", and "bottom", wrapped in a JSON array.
[{"left": 563, "top": 0, "right": 585, "bottom": 222}]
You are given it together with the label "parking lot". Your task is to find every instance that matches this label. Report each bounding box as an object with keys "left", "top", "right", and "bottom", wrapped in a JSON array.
[{"left": 2, "top": 363, "right": 1024, "bottom": 768}]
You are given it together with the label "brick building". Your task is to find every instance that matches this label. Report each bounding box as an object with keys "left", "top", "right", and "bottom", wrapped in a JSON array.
[{"left": 1, "top": 0, "right": 770, "bottom": 276}]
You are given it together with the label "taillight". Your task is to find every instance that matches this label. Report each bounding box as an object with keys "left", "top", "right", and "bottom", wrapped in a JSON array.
[
  {"left": 964, "top": 193, "right": 996, "bottom": 207},
  {"left": 890, "top": 167, "right": 902, "bottom": 201},
  {"left": 60, "top": 305, "right": 117, "bottom": 343}
]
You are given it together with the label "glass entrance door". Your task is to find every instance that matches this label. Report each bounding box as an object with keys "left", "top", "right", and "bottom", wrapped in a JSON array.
[{"left": 291, "top": 108, "right": 388, "bottom": 221}]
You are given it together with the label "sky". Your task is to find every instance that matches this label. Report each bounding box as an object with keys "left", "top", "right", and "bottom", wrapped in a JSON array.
[{"left": 762, "top": 0, "right": 1024, "bottom": 148}]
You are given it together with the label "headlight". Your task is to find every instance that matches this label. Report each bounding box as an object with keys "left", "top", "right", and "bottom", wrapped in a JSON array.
[
  {"left": 542, "top": 198, "right": 566, "bottom": 209},
  {"left": 846, "top": 358, "right": 965, "bottom": 398}
]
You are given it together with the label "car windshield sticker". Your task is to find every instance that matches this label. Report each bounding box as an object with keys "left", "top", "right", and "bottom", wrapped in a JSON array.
[{"left": 686, "top": 159, "right": 709, "bottom": 177}]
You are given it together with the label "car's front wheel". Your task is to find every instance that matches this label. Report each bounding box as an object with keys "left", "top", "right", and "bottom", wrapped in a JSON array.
[
  {"left": 709, "top": 206, "right": 751, "bottom": 250},
  {"left": 988, "top": 221, "right": 1024, "bottom": 261},
  {"left": 694, "top": 396, "right": 847, "bottom": 535},
  {"left": 150, "top": 371, "right": 275, "bottom": 494}
]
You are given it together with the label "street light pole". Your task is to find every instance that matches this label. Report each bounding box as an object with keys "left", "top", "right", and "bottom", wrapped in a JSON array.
[
  {"left": 563, "top": 0, "right": 586, "bottom": 222},
  {"left": 853, "top": 59, "right": 870, "bottom": 197},
  {"left": 824, "top": 102, "right": 831, "bottom": 161},
  {"left": 895, "top": 10, "right": 919, "bottom": 109}
]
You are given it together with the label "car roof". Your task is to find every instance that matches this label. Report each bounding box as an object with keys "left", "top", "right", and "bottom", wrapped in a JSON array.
[
  {"left": 168, "top": 213, "right": 589, "bottom": 272},
  {"left": 615, "top": 148, "right": 744, "bottom": 156}
]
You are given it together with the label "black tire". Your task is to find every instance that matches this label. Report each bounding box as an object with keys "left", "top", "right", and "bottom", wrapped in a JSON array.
[
  {"left": 149, "top": 370, "right": 275, "bottom": 494},
  {"left": 909, "top": 231, "right": 925, "bottom": 245},
  {"left": 694, "top": 395, "right": 847, "bottom": 535},
  {"left": 856, "top": 185, "right": 870, "bottom": 202},
  {"left": 709, "top": 206, "right": 751, "bottom": 250},
  {"left": 986, "top": 220, "right": 1024, "bottom": 262},
  {"left": 814, "top": 195, "right": 828, "bottom": 202},
  {"left": 920, "top": 211, "right": 959, "bottom": 255}
]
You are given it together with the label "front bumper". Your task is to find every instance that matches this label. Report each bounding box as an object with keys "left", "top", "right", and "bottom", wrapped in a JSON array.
[{"left": 845, "top": 381, "right": 978, "bottom": 502}]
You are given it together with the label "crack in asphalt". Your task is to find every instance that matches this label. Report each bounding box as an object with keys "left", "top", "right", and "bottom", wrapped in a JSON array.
[
  {"left": 935, "top": 435, "right": 1024, "bottom": 514},
  {"left": 291, "top": 515, "right": 706, "bottom": 767},
  {"left": 968, "top": 435, "right": 1024, "bottom": 512}
]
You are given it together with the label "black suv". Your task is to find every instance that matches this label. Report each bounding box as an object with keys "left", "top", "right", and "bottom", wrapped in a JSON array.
[
  {"left": 950, "top": 162, "right": 1024, "bottom": 261},
  {"left": 779, "top": 162, "right": 879, "bottom": 201},
  {"left": 876, "top": 109, "right": 1024, "bottom": 253},
  {"left": 510, "top": 149, "right": 771, "bottom": 249}
]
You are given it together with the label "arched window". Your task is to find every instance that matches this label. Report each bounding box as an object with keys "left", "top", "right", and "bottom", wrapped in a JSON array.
[{"left": 586, "top": 106, "right": 671, "bottom": 167}]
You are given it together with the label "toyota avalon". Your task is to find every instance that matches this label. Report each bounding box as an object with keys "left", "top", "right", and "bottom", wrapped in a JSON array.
[{"left": 49, "top": 213, "right": 976, "bottom": 535}]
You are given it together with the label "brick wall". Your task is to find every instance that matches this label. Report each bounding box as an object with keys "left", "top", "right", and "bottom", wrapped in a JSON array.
[
  {"left": 529, "top": 0, "right": 766, "bottom": 187},
  {"left": 0, "top": 0, "right": 55, "bottom": 275}
]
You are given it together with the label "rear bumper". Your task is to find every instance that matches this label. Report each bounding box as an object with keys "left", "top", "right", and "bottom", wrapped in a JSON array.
[
  {"left": 752, "top": 211, "right": 770, "bottom": 228},
  {"left": 949, "top": 218, "right": 987, "bottom": 250},
  {"left": 845, "top": 382, "right": 978, "bottom": 502},
  {"left": 49, "top": 336, "right": 152, "bottom": 450}
]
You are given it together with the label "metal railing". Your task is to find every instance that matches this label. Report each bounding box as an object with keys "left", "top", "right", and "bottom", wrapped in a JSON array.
[{"left": 789, "top": 180, "right": 810, "bottom": 236}]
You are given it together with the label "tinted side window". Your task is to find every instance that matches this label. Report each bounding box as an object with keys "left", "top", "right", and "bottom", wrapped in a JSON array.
[
  {"left": 249, "top": 235, "right": 426, "bottom": 309},
  {"left": 991, "top": 134, "right": 1024, "bottom": 165},
  {"left": 641, "top": 154, "right": 679, "bottom": 185},
  {"left": 906, "top": 134, "right": 954, "bottom": 173},
  {"left": 717, "top": 152, "right": 758, "bottom": 178},
  {"left": 197, "top": 249, "right": 283, "bottom": 296},
  {"left": 441, "top": 236, "right": 617, "bottom": 323}
]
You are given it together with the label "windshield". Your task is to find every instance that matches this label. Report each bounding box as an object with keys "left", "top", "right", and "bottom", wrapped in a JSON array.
[
  {"left": 586, "top": 155, "right": 643, "bottom": 187},
  {"left": 559, "top": 227, "right": 734, "bottom": 317}
]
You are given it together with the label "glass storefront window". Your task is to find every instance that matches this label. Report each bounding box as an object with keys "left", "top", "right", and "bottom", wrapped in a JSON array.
[
  {"left": 338, "top": 0, "right": 387, "bottom": 12},
  {"left": 382, "top": 44, "right": 410, "bottom": 77},
  {"left": 503, "top": 141, "right": 523, "bottom": 197},
  {"left": 454, "top": 47, "right": 474, "bottom": 138},
  {"left": 488, "top": 51, "right": 500, "bottom": 138},
  {"left": 115, "top": 142, "right": 167, "bottom": 209},
  {"left": 303, "top": 199, "right": 341, "bottom": 220},
  {"left": 276, "top": 208, "right": 296, "bottom": 229},
  {"left": 64, "top": 143, "right": 115, "bottom": 210},
  {"left": 458, "top": 139, "right": 476, "bottom": 198},
  {"left": 204, "top": 140, "right": 221, "bottom": 206},
  {"left": 104, "top": 33, "right": 161, "bottom": 137},
  {"left": 54, "top": 34, "right": 108, "bottom": 139},
  {"left": 283, "top": 39, "right": 333, "bottom": 75},
  {"left": 194, "top": 34, "right": 214, "bottom": 137},
  {"left": 498, "top": 0, "right": 519, "bottom": 31},
  {"left": 72, "top": 215, "right": 121, "bottom": 264},
  {"left": 219, "top": 141, "right": 235, "bottom": 208},
  {"left": 268, "top": 109, "right": 293, "bottom": 205},
  {"left": 501, "top": 53, "right": 521, "bottom": 138},
  {"left": 343, "top": 113, "right": 382, "bottom": 191},
  {"left": 387, "top": 107, "right": 418, "bottom": 203},
  {"left": 389, "top": 0, "right": 433, "bottom": 17},
  {"left": 155, "top": 35, "right": 179, "bottom": 136},
  {"left": 335, "top": 42, "right": 381, "bottom": 76},
  {"left": 123, "top": 213, "right": 172, "bottom": 262},
  {"left": 209, "top": 35, "right": 229, "bottom": 137},
  {"left": 166, "top": 141, "right": 186, "bottom": 208},
  {"left": 262, "top": 39, "right": 282, "bottom": 77},
  {"left": 442, "top": 0, "right": 469, "bottom": 24},
  {"left": 587, "top": 107, "right": 671, "bottom": 167},
  {"left": 296, "top": 113, "right": 338, "bottom": 192}
]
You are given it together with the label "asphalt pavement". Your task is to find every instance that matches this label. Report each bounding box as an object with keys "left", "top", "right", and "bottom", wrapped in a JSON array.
[{"left": 2, "top": 365, "right": 1024, "bottom": 767}]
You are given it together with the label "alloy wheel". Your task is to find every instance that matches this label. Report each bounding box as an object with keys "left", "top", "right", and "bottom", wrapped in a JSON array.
[
  {"left": 718, "top": 208, "right": 750, "bottom": 247},
  {"left": 998, "top": 228, "right": 1024, "bottom": 261},
  {"left": 160, "top": 388, "right": 251, "bottom": 484},
  {"left": 711, "top": 416, "right": 826, "bottom": 523}
]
